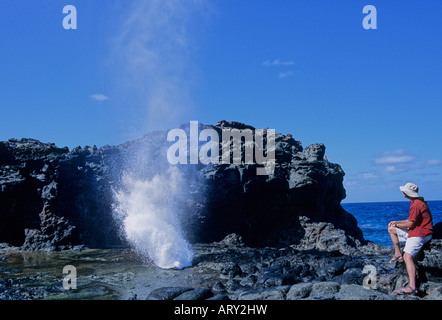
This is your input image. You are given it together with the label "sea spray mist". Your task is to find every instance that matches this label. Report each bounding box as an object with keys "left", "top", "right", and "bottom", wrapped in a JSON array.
[
  {"left": 110, "top": 125, "right": 208, "bottom": 270},
  {"left": 110, "top": 129, "right": 196, "bottom": 269},
  {"left": 113, "top": 166, "right": 194, "bottom": 269},
  {"left": 108, "top": 0, "right": 208, "bottom": 269}
]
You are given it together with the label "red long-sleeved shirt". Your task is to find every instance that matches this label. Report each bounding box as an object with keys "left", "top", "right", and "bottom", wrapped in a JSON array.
[{"left": 408, "top": 199, "right": 433, "bottom": 238}]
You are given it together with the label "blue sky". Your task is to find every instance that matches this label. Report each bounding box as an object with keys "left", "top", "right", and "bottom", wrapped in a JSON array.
[{"left": 0, "top": 0, "right": 441, "bottom": 203}]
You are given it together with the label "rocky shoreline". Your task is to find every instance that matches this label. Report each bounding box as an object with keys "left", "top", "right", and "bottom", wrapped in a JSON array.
[
  {"left": 1, "top": 231, "right": 441, "bottom": 300},
  {"left": 157, "top": 233, "right": 442, "bottom": 301},
  {"left": 1, "top": 121, "right": 441, "bottom": 300}
]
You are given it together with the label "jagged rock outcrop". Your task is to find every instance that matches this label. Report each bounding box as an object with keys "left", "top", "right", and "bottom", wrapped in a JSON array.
[
  {"left": 0, "top": 121, "right": 364, "bottom": 250},
  {"left": 0, "top": 138, "right": 122, "bottom": 249},
  {"left": 173, "top": 121, "right": 363, "bottom": 247}
]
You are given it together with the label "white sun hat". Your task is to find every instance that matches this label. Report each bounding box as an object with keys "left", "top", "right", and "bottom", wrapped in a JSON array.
[{"left": 399, "top": 182, "right": 420, "bottom": 198}]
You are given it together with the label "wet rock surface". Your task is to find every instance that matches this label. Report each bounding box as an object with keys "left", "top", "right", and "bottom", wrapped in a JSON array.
[{"left": 1, "top": 236, "right": 441, "bottom": 300}]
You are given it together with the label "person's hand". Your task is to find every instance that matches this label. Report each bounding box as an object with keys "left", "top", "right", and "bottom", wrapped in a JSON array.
[{"left": 388, "top": 221, "right": 397, "bottom": 227}]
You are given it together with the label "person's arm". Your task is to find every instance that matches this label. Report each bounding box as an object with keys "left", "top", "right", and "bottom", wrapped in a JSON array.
[
  {"left": 391, "top": 220, "right": 415, "bottom": 229},
  {"left": 388, "top": 203, "right": 419, "bottom": 229}
]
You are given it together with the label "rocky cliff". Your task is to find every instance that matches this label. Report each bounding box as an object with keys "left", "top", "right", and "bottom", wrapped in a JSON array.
[{"left": 0, "top": 121, "right": 364, "bottom": 251}]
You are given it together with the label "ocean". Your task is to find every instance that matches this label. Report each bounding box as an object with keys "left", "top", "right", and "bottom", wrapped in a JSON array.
[{"left": 342, "top": 200, "right": 442, "bottom": 247}]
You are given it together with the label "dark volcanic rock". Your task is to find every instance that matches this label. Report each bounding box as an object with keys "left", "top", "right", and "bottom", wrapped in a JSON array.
[
  {"left": 0, "top": 138, "right": 122, "bottom": 249},
  {"left": 183, "top": 121, "right": 363, "bottom": 247},
  {"left": 174, "top": 288, "right": 213, "bottom": 300},
  {"left": 1, "top": 234, "right": 441, "bottom": 300},
  {"left": 0, "top": 122, "right": 364, "bottom": 250},
  {"left": 146, "top": 287, "right": 193, "bottom": 300}
]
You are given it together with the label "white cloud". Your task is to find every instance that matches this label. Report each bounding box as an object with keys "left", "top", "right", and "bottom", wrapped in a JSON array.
[
  {"left": 370, "top": 149, "right": 441, "bottom": 177},
  {"left": 90, "top": 94, "right": 109, "bottom": 101},
  {"left": 262, "top": 58, "right": 294, "bottom": 79},
  {"left": 427, "top": 159, "right": 441, "bottom": 166},
  {"left": 374, "top": 149, "right": 416, "bottom": 165},
  {"left": 262, "top": 59, "right": 294, "bottom": 67},
  {"left": 278, "top": 71, "right": 294, "bottom": 79},
  {"left": 362, "top": 172, "right": 378, "bottom": 179},
  {"left": 382, "top": 165, "right": 402, "bottom": 174}
]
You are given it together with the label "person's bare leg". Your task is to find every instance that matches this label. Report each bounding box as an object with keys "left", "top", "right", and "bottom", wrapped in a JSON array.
[
  {"left": 398, "top": 252, "right": 417, "bottom": 293},
  {"left": 388, "top": 226, "right": 402, "bottom": 258}
]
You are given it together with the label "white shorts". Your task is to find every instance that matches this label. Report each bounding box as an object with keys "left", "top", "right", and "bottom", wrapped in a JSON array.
[{"left": 396, "top": 227, "right": 432, "bottom": 257}]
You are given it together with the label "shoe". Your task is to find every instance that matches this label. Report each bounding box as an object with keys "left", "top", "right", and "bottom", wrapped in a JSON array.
[
  {"left": 396, "top": 286, "right": 418, "bottom": 295},
  {"left": 389, "top": 255, "right": 403, "bottom": 263}
]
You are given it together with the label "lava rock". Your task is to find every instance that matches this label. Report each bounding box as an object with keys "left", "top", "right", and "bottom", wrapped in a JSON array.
[
  {"left": 238, "top": 285, "right": 291, "bottom": 300},
  {"left": 335, "top": 284, "right": 395, "bottom": 300},
  {"left": 286, "top": 283, "right": 314, "bottom": 300},
  {"left": 0, "top": 122, "right": 365, "bottom": 251},
  {"left": 174, "top": 288, "right": 213, "bottom": 300},
  {"left": 146, "top": 287, "right": 193, "bottom": 300}
]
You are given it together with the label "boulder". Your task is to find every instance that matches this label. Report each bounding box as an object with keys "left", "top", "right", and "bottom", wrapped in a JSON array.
[
  {"left": 255, "top": 272, "right": 296, "bottom": 288},
  {"left": 146, "top": 287, "right": 193, "bottom": 300},
  {"left": 425, "top": 285, "right": 442, "bottom": 300},
  {"left": 420, "top": 239, "right": 442, "bottom": 277},
  {"left": 0, "top": 121, "right": 365, "bottom": 251},
  {"left": 286, "top": 283, "right": 314, "bottom": 300},
  {"left": 309, "top": 281, "right": 341, "bottom": 300},
  {"left": 238, "top": 286, "right": 291, "bottom": 300},
  {"left": 293, "top": 216, "right": 362, "bottom": 255},
  {"left": 174, "top": 288, "right": 213, "bottom": 300},
  {"left": 0, "top": 139, "right": 123, "bottom": 250},
  {"left": 335, "top": 284, "right": 394, "bottom": 300}
]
